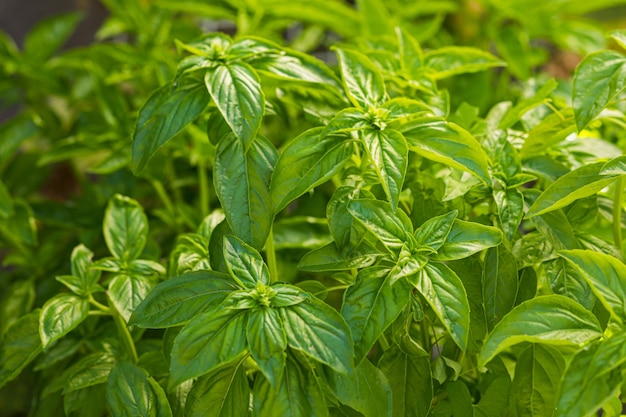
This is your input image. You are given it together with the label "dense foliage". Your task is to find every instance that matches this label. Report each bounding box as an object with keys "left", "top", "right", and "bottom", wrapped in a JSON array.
[{"left": 1, "top": 0, "right": 626, "bottom": 416}]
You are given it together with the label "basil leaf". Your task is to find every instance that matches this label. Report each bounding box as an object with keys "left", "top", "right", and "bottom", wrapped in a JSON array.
[
  {"left": 433, "top": 220, "right": 502, "bottom": 261},
  {"left": 414, "top": 210, "right": 457, "bottom": 252},
  {"left": 483, "top": 246, "right": 519, "bottom": 330},
  {"left": 247, "top": 307, "right": 287, "bottom": 386},
  {"left": 348, "top": 199, "right": 413, "bottom": 253},
  {"left": 103, "top": 194, "right": 148, "bottom": 262},
  {"left": 223, "top": 235, "right": 270, "bottom": 288},
  {"left": 108, "top": 275, "right": 154, "bottom": 323},
  {"left": 297, "top": 241, "right": 378, "bottom": 272},
  {"left": 39, "top": 294, "right": 89, "bottom": 348},
  {"left": 0, "top": 310, "right": 42, "bottom": 389},
  {"left": 335, "top": 48, "right": 386, "bottom": 108},
  {"left": 423, "top": 46, "right": 505, "bottom": 79}
]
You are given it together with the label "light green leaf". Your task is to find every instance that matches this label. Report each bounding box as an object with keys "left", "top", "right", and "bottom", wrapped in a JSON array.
[
  {"left": 103, "top": 194, "right": 148, "bottom": 262},
  {"left": 403, "top": 118, "right": 491, "bottom": 184},
  {"left": 213, "top": 134, "right": 276, "bottom": 250},
  {"left": 69, "top": 244, "right": 101, "bottom": 294},
  {"left": 271, "top": 128, "right": 353, "bottom": 213},
  {"left": 483, "top": 246, "right": 519, "bottom": 330},
  {"left": 107, "top": 361, "right": 172, "bottom": 417},
  {"left": 108, "top": 275, "right": 154, "bottom": 323},
  {"left": 558, "top": 249, "right": 626, "bottom": 323},
  {"left": 0, "top": 310, "right": 42, "bottom": 389},
  {"left": 130, "top": 271, "right": 237, "bottom": 328},
  {"left": 132, "top": 81, "right": 210, "bottom": 174},
  {"left": 412, "top": 262, "right": 470, "bottom": 350},
  {"left": 479, "top": 295, "right": 603, "bottom": 367},
  {"left": 609, "top": 29, "right": 626, "bottom": 50},
  {"left": 513, "top": 344, "right": 565, "bottom": 417},
  {"left": 434, "top": 220, "right": 502, "bottom": 261},
  {"left": 498, "top": 79, "right": 558, "bottom": 130},
  {"left": 362, "top": 129, "right": 408, "bottom": 210},
  {"left": 396, "top": 27, "right": 423, "bottom": 75},
  {"left": 253, "top": 355, "right": 328, "bottom": 417},
  {"left": 572, "top": 50, "right": 626, "bottom": 132},
  {"left": 39, "top": 294, "right": 89, "bottom": 348},
  {"left": 335, "top": 48, "right": 386, "bottom": 108},
  {"left": 342, "top": 267, "right": 411, "bottom": 362},
  {"left": 297, "top": 241, "right": 378, "bottom": 272},
  {"left": 348, "top": 199, "right": 413, "bottom": 253},
  {"left": 170, "top": 308, "right": 247, "bottom": 387},
  {"left": 247, "top": 308, "right": 286, "bottom": 386},
  {"left": 185, "top": 360, "right": 249, "bottom": 417},
  {"left": 414, "top": 210, "right": 458, "bottom": 252},
  {"left": 205, "top": 63, "right": 264, "bottom": 148},
  {"left": 322, "top": 108, "right": 369, "bottom": 136},
  {"left": 223, "top": 235, "right": 270, "bottom": 289},
  {"left": 356, "top": 0, "right": 394, "bottom": 37},
  {"left": 526, "top": 162, "right": 620, "bottom": 218},
  {"left": 281, "top": 297, "right": 354, "bottom": 374},
  {"left": 423, "top": 46, "right": 505, "bottom": 79}
]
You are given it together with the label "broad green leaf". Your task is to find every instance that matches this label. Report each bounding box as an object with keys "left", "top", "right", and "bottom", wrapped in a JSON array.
[
  {"left": 544, "top": 258, "right": 595, "bottom": 310},
  {"left": 423, "top": 47, "right": 505, "bottom": 79},
  {"left": 170, "top": 308, "right": 247, "bottom": 387},
  {"left": 130, "top": 271, "right": 237, "bottom": 328},
  {"left": 521, "top": 109, "right": 576, "bottom": 159},
  {"left": 132, "top": 81, "right": 210, "bottom": 173},
  {"left": 559, "top": 249, "right": 626, "bottom": 323},
  {"left": 67, "top": 244, "right": 101, "bottom": 295},
  {"left": 526, "top": 162, "right": 620, "bottom": 218},
  {"left": 0, "top": 310, "right": 42, "bottom": 389},
  {"left": 362, "top": 129, "right": 408, "bottom": 210},
  {"left": 253, "top": 355, "right": 328, "bottom": 417},
  {"left": 498, "top": 79, "right": 558, "bottom": 130},
  {"left": 321, "top": 358, "right": 392, "bottom": 417},
  {"left": 281, "top": 297, "right": 354, "bottom": 374},
  {"left": 185, "top": 361, "right": 249, "bottom": 417},
  {"left": 266, "top": 0, "right": 359, "bottom": 38},
  {"left": 412, "top": 262, "right": 470, "bottom": 350},
  {"left": 213, "top": 134, "right": 276, "bottom": 250},
  {"left": 479, "top": 295, "right": 603, "bottom": 367},
  {"left": 396, "top": 26, "right": 423, "bottom": 75},
  {"left": 64, "top": 352, "right": 116, "bottom": 393},
  {"left": 0, "top": 279, "right": 35, "bottom": 336},
  {"left": 39, "top": 294, "right": 89, "bottom": 348},
  {"left": 335, "top": 48, "right": 386, "bottom": 108},
  {"left": 223, "top": 235, "right": 269, "bottom": 288},
  {"left": 103, "top": 194, "right": 148, "bottom": 262},
  {"left": 494, "top": 187, "right": 524, "bottom": 241},
  {"left": 327, "top": 186, "right": 375, "bottom": 250},
  {"left": 322, "top": 109, "right": 370, "bottom": 136},
  {"left": 0, "top": 180, "right": 13, "bottom": 219},
  {"left": 379, "top": 344, "right": 432, "bottom": 417},
  {"left": 271, "top": 128, "right": 353, "bottom": 213},
  {"left": 205, "top": 62, "right": 264, "bottom": 148},
  {"left": 348, "top": 199, "right": 413, "bottom": 253},
  {"left": 434, "top": 220, "right": 502, "bottom": 261},
  {"left": 342, "top": 267, "right": 411, "bottom": 362},
  {"left": 107, "top": 361, "right": 172, "bottom": 417},
  {"left": 513, "top": 344, "right": 565, "bottom": 417},
  {"left": 572, "top": 50, "right": 626, "bottom": 132},
  {"left": 271, "top": 284, "right": 309, "bottom": 307},
  {"left": 108, "top": 275, "right": 154, "bottom": 323},
  {"left": 601, "top": 154, "right": 626, "bottom": 176},
  {"left": 247, "top": 307, "right": 286, "bottom": 386},
  {"left": 0, "top": 199, "right": 37, "bottom": 246},
  {"left": 64, "top": 384, "right": 107, "bottom": 417},
  {"left": 24, "top": 12, "right": 81, "bottom": 62},
  {"left": 555, "top": 337, "right": 626, "bottom": 417},
  {"left": 609, "top": 29, "right": 626, "bottom": 50},
  {"left": 492, "top": 21, "right": 531, "bottom": 80},
  {"left": 297, "top": 241, "right": 378, "bottom": 272},
  {"left": 0, "top": 114, "right": 38, "bottom": 166},
  {"left": 414, "top": 210, "right": 457, "bottom": 252},
  {"left": 356, "top": 0, "right": 394, "bottom": 37},
  {"left": 483, "top": 246, "right": 519, "bottom": 330},
  {"left": 403, "top": 118, "right": 491, "bottom": 184}
]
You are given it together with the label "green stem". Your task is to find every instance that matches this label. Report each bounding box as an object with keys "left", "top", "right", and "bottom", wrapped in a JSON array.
[
  {"left": 108, "top": 298, "right": 139, "bottom": 363},
  {"left": 88, "top": 295, "right": 111, "bottom": 313},
  {"left": 378, "top": 333, "right": 391, "bottom": 351},
  {"left": 266, "top": 227, "right": 278, "bottom": 284},
  {"left": 198, "top": 161, "right": 210, "bottom": 218},
  {"left": 151, "top": 179, "right": 179, "bottom": 228},
  {"left": 613, "top": 177, "right": 625, "bottom": 252}
]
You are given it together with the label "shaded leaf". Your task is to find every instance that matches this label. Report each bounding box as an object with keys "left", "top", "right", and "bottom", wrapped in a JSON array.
[
  {"left": 0, "top": 310, "right": 42, "bottom": 389},
  {"left": 185, "top": 361, "right": 249, "bottom": 417}
]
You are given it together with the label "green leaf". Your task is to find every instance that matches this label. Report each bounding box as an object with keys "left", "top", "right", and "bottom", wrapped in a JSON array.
[
  {"left": 361, "top": 129, "right": 408, "bottom": 210},
  {"left": 513, "top": 344, "right": 565, "bottom": 417},
  {"left": 342, "top": 267, "right": 411, "bottom": 362},
  {"left": 403, "top": 118, "right": 491, "bottom": 184},
  {"left": 103, "top": 194, "right": 148, "bottom": 262},
  {"left": 526, "top": 162, "right": 620, "bottom": 218},
  {"left": 64, "top": 352, "right": 116, "bottom": 393},
  {"left": 483, "top": 246, "right": 519, "bottom": 330},
  {"left": 414, "top": 211, "right": 457, "bottom": 252},
  {"left": 0, "top": 199, "right": 37, "bottom": 246},
  {"left": 0, "top": 310, "right": 42, "bottom": 389},
  {"left": 68, "top": 244, "right": 101, "bottom": 295},
  {"left": 494, "top": 187, "right": 524, "bottom": 241},
  {"left": 271, "top": 128, "right": 353, "bottom": 213},
  {"left": 185, "top": 361, "right": 249, "bottom": 417},
  {"left": 356, "top": 0, "right": 394, "bottom": 38},
  {"left": 107, "top": 361, "right": 172, "bottom": 417},
  {"left": 297, "top": 241, "right": 378, "bottom": 272},
  {"left": 558, "top": 249, "right": 626, "bottom": 323},
  {"left": 321, "top": 358, "right": 392, "bottom": 417},
  {"left": 281, "top": 297, "right": 354, "bottom": 374},
  {"left": 253, "top": 355, "right": 328, "bottom": 417},
  {"left": 108, "top": 275, "right": 155, "bottom": 323},
  {"left": 433, "top": 220, "right": 502, "bottom": 261},
  {"left": 572, "top": 50, "right": 626, "bottom": 132},
  {"left": 412, "top": 262, "right": 470, "bottom": 350},
  {"left": 423, "top": 46, "right": 505, "bottom": 79},
  {"left": 0, "top": 115, "right": 38, "bottom": 167},
  {"left": 213, "top": 134, "right": 276, "bottom": 250},
  {"left": 555, "top": 337, "right": 626, "bottom": 417},
  {"left": 223, "top": 235, "right": 270, "bottom": 289},
  {"left": 247, "top": 307, "right": 287, "bottom": 386},
  {"left": 24, "top": 12, "right": 81, "bottom": 62},
  {"left": 0, "top": 180, "right": 13, "bottom": 219},
  {"left": 132, "top": 81, "right": 210, "bottom": 173},
  {"left": 396, "top": 27, "right": 423, "bottom": 75},
  {"left": 39, "top": 294, "right": 89, "bottom": 348},
  {"left": 479, "top": 295, "right": 603, "bottom": 367},
  {"left": 170, "top": 308, "right": 247, "bottom": 387},
  {"left": 348, "top": 199, "right": 413, "bottom": 253},
  {"left": 130, "top": 271, "right": 237, "bottom": 328},
  {"left": 378, "top": 343, "right": 432, "bottom": 417},
  {"left": 609, "top": 29, "right": 626, "bottom": 50},
  {"left": 544, "top": 258, "right": 595, "bottom": 310},
  {"left": 205, "top": 63, "right": 264, "bottom": 148},
  {"left": 335, "top": 48, "right": 386, "bottom": 108},
  {"left": 322, "top": 108, "right": 370, "bottom": 136},
  {"left": 498, "top": 78, "right": 558, "bottom": 130}
]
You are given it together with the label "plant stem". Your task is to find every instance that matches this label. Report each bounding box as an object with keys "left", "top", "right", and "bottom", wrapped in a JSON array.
[
  {"left": 613, "top": 177, "right": 625, "bottom": 252},
  {"left": 198, "top": 161, "right": 210, "bottom": 218},
  {"left": 108, "top": 298, "right": 139, "bottom": 363},
  {"left": 151, "top": 179, "right": 179, "bottom": 228},
  {"left": 266, "top": 227, "right": 278, "bottom": 284},
  {"left": 89, "top": 295, "right": 111, "bottom": 313}
]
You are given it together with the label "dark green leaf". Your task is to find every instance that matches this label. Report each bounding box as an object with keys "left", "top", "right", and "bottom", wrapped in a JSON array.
[
  {"left": 103, "top": 194, "right": 148, "bottom": 262},
  {"left": 544, "top": 258, "right": 595, "bottom": 310},
  {"left": 0, "top": 180, "right": 13, "bottom": 219},
  {"left": 130, "top": 271, "right": 237, "bottom": 328},
  {"left": 108, "top": 275, "right": 154, "bottom": 323},
  {"left": 24, "top": 13, "right": 81, "bottom": 62},
  {"left": 479, "top": 295, "right": 603, "bottom": 367},
  {"left": 107, "top": 361, "right": 172, "bottom": 417},
  {"left": 0, "top": 310, "right": 42, "bottom": 389},
  {"left": 214, "top": 134, "right": 276, "bottom": 250},
  {"left": 483, "top": 246, "right": 518, "bottom": 330},
  {"left": 434, "top": 220, "right": 502, "bottom": 261},
  {"left": 223, "top": 235, "right": 270, "bottom": 289},
  {"left": 64, "top": 352, "right": 116, "bottom": 393},
  {"left": 423, "top": 47, "right": 505, "bottom": 79},
  {"left": 348, "top": 199, "right": 413, "bottom": 253},
  {"left": 247, "top": 307, "right": 286, "bottom": 386},
  {"left": 185, "top": 361, "right": 249, "bottom": 417},
  {"left": 39, "top": 294, "right": 89, "bottom": 348},
  {"left": 335, "top": 48, "right": 386, "bottom": 108},
  {"left": 0, "top": 115, "right": 38, "bottom": 166}
]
